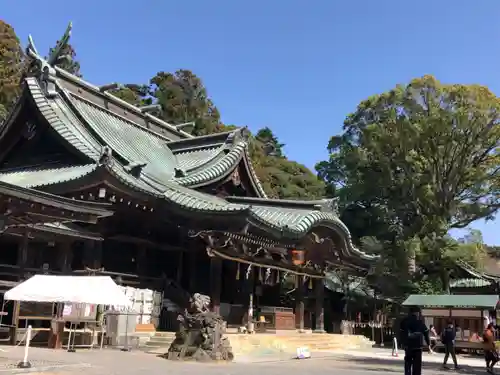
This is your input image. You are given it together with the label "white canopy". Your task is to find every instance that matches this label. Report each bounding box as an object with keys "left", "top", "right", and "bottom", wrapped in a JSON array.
[{"left": 4, "top": 275, "right": 131, "bottom": 307}]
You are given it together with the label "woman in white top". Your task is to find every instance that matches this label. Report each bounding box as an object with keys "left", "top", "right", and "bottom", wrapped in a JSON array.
[{"left": 429, "top": 324, "right": 438, "bottom": 353}]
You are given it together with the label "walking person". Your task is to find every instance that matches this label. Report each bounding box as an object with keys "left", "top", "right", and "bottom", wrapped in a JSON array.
[
  {"left": 400, "top": 306, "right": 431, "bottom": 375},
  {"left": 441, "top": 320, "right": 459, "bottom": 370},
  {"left": 484, "top": 323, "right": 498, "bottom": 374},
  {"left": 429, "top": 325, "right": 438, "bottom": 354}
]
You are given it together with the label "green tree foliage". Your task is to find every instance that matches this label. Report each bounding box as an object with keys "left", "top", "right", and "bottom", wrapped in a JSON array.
[
  {"left": 110, "top": 70, "right": 325, "bottom": 199},
  {"left": 0, "top": 20, "right": 23, "bottom": 121},
  {"left": 48, "top": 42, "right": 81, "bottom": 77},
  {"left": 318, "top": 75, "right": 500, "bottom": 294},
  {"left": 110, "top": 84, "right": 151, "bottom": 107},
  {"left": 149, "top": 70, "right": 222, "bottom": 136},
  {"left": 249, "top": 130, "right": 325, "bottom": 199},
  {"left": 255, "top": 127, "right": 285, "bottom": 157}
]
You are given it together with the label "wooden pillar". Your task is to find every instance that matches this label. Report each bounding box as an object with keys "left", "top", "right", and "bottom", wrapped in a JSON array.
[
  {"left": 314, "top": 278, "right": 325, "bottom": 333},
  {"left": 82, "top": 241, "right": 93, "bottom": 269},
  {"left": 242, "top": 265, "right": 255, "bottom": 327},
  {"left": 11, "top": 232, "right": 29, "bottom": 345},
  {"left": 83, "top": 241, "right": 102, "bottom": 270},
  {"left": 210, "top": 257, "right": 222, "bottom": 314},
  {"left": 17, "top": 232, "right": 29, "bottom": 279},
  {"left": 93, "top": 241, "right": 102, "bottom": 269},
  {"left": 295, "top": 275, "right": 305, "bottom": 331},
  {"left": 58, "top": 242, "right": 73, "bottom": 274}
]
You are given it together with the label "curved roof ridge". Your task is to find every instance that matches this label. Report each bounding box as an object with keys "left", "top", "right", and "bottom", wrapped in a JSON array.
[
  {"left": 176, "top": 142, "right": 228, "bottom": 174},
  {"left": 53, "top": 67, "right": 193, "bottom": 139},
  {"left": 103, "top": 162, "right": 249, "bottom": 214},
  {"left": 174, "top": 141, "right": 247, "bottom": 186},
  {"left": 66, "top": 91, "right": 173, "bottom": 143},
  {"left": 26, "top": 78, "right": 102, "bottom": 161},
  {"left": 246, "top": 207, "right": 377, "bottom": 260},
  {"left": 167, "top": 129, "right": 240, "bottom": 152},
  {"left": 0, "top": 164, "right": 98, "bottom": 189},
  {"left": 226, "top": 196, "right": 338, "bottom": 212}
]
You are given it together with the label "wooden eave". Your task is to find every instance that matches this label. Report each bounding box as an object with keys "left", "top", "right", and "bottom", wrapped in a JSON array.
[
  {"left": 0, "top": 181, "right": 112, "bottom": 224},
  {"left": 5, "top": 222, "right": 103, "bottom": 241}
]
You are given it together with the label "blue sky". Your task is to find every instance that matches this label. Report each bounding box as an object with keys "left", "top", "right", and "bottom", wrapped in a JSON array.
[{"left": 3, "top": 1, "right": 500, "bottom": 243}]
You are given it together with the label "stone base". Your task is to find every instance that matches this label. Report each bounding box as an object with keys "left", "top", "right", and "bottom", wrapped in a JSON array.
[{"left": 164, "top": 311, "right": 234, "bottom": 362}]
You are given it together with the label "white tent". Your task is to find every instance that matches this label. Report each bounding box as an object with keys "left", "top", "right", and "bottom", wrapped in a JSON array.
[{"left": 4, "top": 275, "right": 131, "bottom": 307}]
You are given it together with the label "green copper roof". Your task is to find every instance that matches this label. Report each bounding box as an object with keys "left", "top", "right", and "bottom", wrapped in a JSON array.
[
  {"left": 70, "top": 94, "right": 178, "bottom": 181},
  {"left": 28, "top": 80, "right": 101, "bottom": 161},
  {"left": 27, "top": 77, "right": 269, "bottom": 198},
  {"left": 0, "top": 163, "right": 375, "bottom": 260},
  {"left": 402, "top": 294, "right": 498, "bottom": 309},
  {"left": 450, "top": 278, "right": 492, "bottom": 288},
  {"left": 9, "top": 67, "right": 378, "bottom": 261},
  {"left": 0, "top": 164, "right": 97, "bottom": 188},
  {"left": 175, "top": 147, "right": 221, "bottom": 171},
  {"left": 175, "top": 142, "right": 247, "bottom": 187}
]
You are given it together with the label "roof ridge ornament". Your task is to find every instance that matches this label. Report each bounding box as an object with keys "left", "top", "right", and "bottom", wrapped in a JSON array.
[
  {"left": 98, "top": 145, "right": 113, "bottom": 166},
  {"left": 317, "top": 198, "right": 340, "bottom": 214},
  {"left": 26, "top": 22, "right": 73, "bottom": 98},
  {"left": 47, "top": 22, "right": 73, "bottom": 67},
  {"left": 225, "top": 127, "right": 251, "bottom": 147},
  {"left": 174, "top": 168, "right": 186, "bottom": 178},
  {"left": 124, "top": 162, "right": 147, "bottom": 178}
]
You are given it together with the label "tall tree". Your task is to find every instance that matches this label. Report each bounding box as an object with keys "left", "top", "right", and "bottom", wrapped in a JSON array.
[
  {"left": 255, "top": 127, "right": 285, "bottom": 157},
  {"left": 251, "top": 130, "right": 325, "bottom": 199},
  {"left": 0, "top": 20, "right": 23, "bottom": 121},
  {"left": 317, "top": 75, "right": 500, "bottom": 291},
  {"left": 48, "top": 42, "right": 82, "bottom": 77},
  {"left": 149, "top": 70, "right": 222, "bottom": 136},
  {"left": 110, "top": 84, "right": 151, "bottom": 107}
]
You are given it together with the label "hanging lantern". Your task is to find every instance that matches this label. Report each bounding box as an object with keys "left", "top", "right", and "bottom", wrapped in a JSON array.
[
  {"left": 235, "top": 263, "right": 240, "bottom": 280},
  {"left": 291, "top": 249, "right": 305, "bottom": 265}
]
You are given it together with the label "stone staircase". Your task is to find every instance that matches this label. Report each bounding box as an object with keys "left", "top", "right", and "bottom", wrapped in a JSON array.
[
  {"left": 229, "top": 332, "right": 374, "bottom": 356},
  {"left": 143, "top": 331, "right": 176, "bottom": 354},
  {"left": 143, "top": 330, "right": 373, "bottom": 357}
]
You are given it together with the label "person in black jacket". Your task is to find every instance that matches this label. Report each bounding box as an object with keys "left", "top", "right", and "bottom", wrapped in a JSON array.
[
  {"left": 441, "top": 320, "right": 459, "bottom": 369},
  {"left": 400, "top": 306, "right": 431, "bottom": 375}
]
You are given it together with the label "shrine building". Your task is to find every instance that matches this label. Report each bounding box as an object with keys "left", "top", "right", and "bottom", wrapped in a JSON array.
[{"left": 0, "top": 24, "right": 377, "bottom": 335}]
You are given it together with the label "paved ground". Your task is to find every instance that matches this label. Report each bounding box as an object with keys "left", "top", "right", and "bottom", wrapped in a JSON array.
[{"left": 0, "top": 346, "right": 493, "bottom": 375}]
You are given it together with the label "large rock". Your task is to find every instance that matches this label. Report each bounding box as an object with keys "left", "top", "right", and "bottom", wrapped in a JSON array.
[{"left": 164, "top": 293, "right": 234, "bottom": 362}]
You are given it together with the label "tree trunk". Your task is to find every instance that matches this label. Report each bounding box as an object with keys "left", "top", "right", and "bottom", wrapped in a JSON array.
[{"left": 440, "top": 269, "right": 450, "bottom": 294}]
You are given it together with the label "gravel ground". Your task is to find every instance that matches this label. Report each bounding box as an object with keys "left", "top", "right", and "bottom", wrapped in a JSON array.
[{"left": 0, "top": 345, "right": 488, "bottom": 375}]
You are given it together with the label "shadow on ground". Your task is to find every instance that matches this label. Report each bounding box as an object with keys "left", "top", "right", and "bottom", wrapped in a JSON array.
[{"left": 336, "top": 356, "right": 488, "bottom": 374}]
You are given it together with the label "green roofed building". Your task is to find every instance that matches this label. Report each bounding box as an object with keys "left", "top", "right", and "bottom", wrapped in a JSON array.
[
  {"left": 0, "top": 24, "right": 377, "bottom": 333},
  {"left": 402, "top": 294, "right": 499, "bottom": 309}
]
